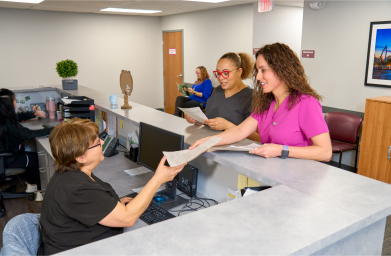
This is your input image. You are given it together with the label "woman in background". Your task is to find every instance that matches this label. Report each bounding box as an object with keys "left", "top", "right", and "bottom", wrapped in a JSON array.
[
  {"left": 190, "top": 43, "right": 331, "bottom": 161},
  {"left": 185, "top": 52, "right": 260, "bottom": 142},
  {"left": 0, "top": 88, "right": 52, "bottom": 201},
  {"left": 174, "top": 66, "right": 212, "bottom": 117}
]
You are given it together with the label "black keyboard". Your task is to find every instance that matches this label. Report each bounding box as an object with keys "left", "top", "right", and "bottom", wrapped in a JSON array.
[
  {"left": 125, "top": 193, "right": 175, "bottom": 225},
  {"left": 139, "top": 202, "right": 175, "bottom": 225}
]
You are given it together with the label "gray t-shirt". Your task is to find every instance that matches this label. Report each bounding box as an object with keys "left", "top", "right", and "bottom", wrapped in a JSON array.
[{"left": 205, "top": 85, "right": 253, "bottom": 126}]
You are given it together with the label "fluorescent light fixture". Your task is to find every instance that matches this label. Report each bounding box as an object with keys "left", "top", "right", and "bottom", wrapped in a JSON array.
[
  {"left": 186, "top": 0, "right": 230, "bottom": 3},
  {"left": 0, "top": 0, "right": 43, "bottom": 3},
  {"left": 100, "top": 8, "right": 162, "bottom": 14}
]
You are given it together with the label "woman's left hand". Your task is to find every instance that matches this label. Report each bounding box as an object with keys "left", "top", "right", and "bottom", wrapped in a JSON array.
[
  {"left": 249, "top": 143, "right": 283, "bottom": 159},
  {"left": 204, "top": 117, "right": 234, "bottom": 131},
  {"left": 120, "top": 197, "right": 133, "bottom": 205},
  {"left": 34, "top": 110, "right": 46, "bottom": 118},
  {"left": 187, "top": 88, "right": 195, "bottom": 94}
]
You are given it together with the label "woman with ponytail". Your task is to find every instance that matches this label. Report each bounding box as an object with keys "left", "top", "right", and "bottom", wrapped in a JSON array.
[
  {"left": 190, "top": 43, "right": 331, "bottom": 161},
  {"left": 185, "top": 52, "right": 259, "bottom": 142},
  {"left": 0, "top": 88, "right": 53, "bottom": 201}
]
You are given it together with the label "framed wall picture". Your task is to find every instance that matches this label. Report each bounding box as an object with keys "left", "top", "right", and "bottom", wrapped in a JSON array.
[{"left": 365, "top": 21, "right": 391, "bottom": 88}]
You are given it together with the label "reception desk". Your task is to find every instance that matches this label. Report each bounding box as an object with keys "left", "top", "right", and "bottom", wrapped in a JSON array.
[{"left": 15, "top": 85, "right": 391, "bottom": 255}]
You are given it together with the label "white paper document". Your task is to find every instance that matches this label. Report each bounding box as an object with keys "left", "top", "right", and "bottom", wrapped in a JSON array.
[
  {"left": 61, "top": 98, "right": 79, "bottom": 105},
  {"left": 132, "top": 185, "right": 165, "bottom": 194},
  {"left": 107, "top": 114, "right": 116, "bottom": 137},
  {"left": 124, "top": 166, "right": 152, "bottom": 176},
  {"left": 178, "top": 107, "right": 208, "bottom": 124},
  {"left": 211, "top": 143, "right": 262, "bottom": 152},
  {"left": 163, "top": 137, "right": 222, "bottom": 167}
]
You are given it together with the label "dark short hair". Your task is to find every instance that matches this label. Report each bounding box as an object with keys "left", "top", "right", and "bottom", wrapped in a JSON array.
[{"left": 49, "top": 118, "right": 99, "bottom": 174}]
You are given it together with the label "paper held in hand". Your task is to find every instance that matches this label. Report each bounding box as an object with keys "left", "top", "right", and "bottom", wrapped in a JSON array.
[
  {"left": 210, "top": 142, "right": 262, "bottom": 152},
  {"left": 178, "top": 107, "right": 208, "bottom": 124},
  {"left": 163, "top": 137, "right": 222, "bottom": 167}
]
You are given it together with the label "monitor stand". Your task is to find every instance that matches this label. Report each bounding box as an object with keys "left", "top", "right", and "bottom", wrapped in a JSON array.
[{"left": 155, "top": 180, "right": 188, "bottom": 211}]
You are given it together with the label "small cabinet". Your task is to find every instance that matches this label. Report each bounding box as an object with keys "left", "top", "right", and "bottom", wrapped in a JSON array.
[{"left": 358, "top": 96, "right": 391, "bottom": 183}]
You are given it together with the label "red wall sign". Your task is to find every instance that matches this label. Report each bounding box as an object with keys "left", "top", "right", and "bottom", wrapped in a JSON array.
[
  {"left": 253, "top": 48, "right": 260, "bottom": 55},
  {"left": 302, "top": 50, "right": 315, "bottom": 58},
  {"left": 258, "top": 0, "right": 273, "bottom": 12}
]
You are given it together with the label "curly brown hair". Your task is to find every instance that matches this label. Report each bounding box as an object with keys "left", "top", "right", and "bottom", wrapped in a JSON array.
[
  {"left": 195, "top": 66, "right": 210, "bottom": 84},
  {"left": 251, "top": 43, "right": 322, "bottom": 114}
]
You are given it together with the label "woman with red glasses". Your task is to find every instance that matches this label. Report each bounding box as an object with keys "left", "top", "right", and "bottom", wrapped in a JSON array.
[
  {"left": 185, "top": 52, "right": 260, "bottom": 142},
  {"left": 174, "top": 66, "right": 212, "bottom": 117},
  {"left": 190, "top": 43, "right": 331, "bottom": 161}
]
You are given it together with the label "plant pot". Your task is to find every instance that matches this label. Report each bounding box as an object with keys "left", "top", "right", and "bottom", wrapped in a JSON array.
[{"left": 62, "top": 78, "right": 78, "bottom": 90}]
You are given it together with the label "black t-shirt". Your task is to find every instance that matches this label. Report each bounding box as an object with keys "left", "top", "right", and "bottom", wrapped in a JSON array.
[
  {"left": 40, "top": 171, "right": 123, "bottom": 255},
  {"left": 205, "top": 86, "right": 253, "bottom": 126}
]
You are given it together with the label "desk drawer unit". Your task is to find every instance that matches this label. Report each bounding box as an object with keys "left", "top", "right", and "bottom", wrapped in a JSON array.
[{"left": 37, "top": 143, "right": 50, "bottom": 194}]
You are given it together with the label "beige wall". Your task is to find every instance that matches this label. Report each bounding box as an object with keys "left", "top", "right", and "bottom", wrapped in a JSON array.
[
  {"left": 253, "top": 4, "right": 303, "bottom": 57},
  {"left": 0, "top": 8, "right": 163, "bottom": 108},
  {"left": 301, "top": 1, "right": 391, "bottom": 113},
  {"left": 161, "top": 4, "right": 254, "bottom": 87}
]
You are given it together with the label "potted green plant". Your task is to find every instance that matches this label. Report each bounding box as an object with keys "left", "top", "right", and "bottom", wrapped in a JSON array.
[{"left": 56, "top": 59, "right": 79, "bottom": 90}]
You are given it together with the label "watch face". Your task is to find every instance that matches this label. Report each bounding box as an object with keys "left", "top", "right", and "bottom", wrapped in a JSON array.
[{"left": 281, "top": 150, "right": 289, "bottom": 159}]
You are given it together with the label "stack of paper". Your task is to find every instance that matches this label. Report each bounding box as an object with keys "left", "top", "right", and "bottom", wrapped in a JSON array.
[
  {"left": 124, "top": 166, "right": 152, "bottom": 176},
  {"left": 211, "top": 143, "right": 261, "bottom": 152}
]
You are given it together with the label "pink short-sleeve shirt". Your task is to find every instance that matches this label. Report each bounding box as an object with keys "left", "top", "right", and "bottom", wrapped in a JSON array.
[{"left": 251, "top": 95, "right": 329, "bottom": 147}]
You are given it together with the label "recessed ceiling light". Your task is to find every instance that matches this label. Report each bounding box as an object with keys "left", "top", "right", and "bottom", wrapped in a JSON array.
[
  {"left": 186, "top": 0, "right": 230, "bottom": 3},
  {"left": 0, "top": 0, "right": 43, "bottom": 3},
  {"left": 100, "top": 8, "right": 162, "bottom": 14}
]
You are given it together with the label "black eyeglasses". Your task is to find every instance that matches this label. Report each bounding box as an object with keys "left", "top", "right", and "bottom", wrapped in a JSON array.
[{"left": 87, "top": 141, "right": 101, "bottom": 150}]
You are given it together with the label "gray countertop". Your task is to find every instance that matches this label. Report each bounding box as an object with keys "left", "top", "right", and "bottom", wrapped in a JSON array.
[{"left": 20, "top": 85, "right": 391, "bottom": 255}]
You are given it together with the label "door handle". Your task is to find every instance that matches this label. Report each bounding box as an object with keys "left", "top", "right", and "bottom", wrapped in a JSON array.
[
  {"left": 177, "top": 74, "right": 183, "bottom": 78},
  {"left": 388, "top": 146, "right": 391, "bottom": 159}
]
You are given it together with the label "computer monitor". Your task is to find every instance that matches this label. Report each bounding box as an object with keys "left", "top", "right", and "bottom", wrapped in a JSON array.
[{"left": 137, "top": 122, "right": 184, "bottom": 200}]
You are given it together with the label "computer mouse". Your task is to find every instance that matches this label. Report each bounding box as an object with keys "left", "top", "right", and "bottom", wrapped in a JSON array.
[{"left": 153, "top": 195, "right": 167, "bottom": 203}]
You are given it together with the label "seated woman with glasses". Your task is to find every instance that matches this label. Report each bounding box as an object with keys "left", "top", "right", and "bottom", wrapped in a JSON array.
[
  {"left": 174, "top": 66, "right": 212, "bottom": 117},
  {"left": 40, "top": 119, "right": 186, "bottom": 255},
  {"left": 0, "top": 88, "right": 52, "bottom": 202},
  {"left": 190, "top": 43, "right": 331, "bottom": 161},
  {"left": 185, "top": 52, "right": 259, "bottom": 142}
]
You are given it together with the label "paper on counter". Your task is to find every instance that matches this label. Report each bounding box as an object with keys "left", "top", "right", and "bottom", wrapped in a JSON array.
[
  {"left": 124, "top": 166, "right": 152, "bottom": 176},
  {"left": 163, "top": 137, "right": 222, "bottom": 167},
  {"left": 178, "top": 107, "right": 208, "bottom": 124},
  {"left": 132, "top": 185, "right": 165, "bottom": 194},
  {"left": 211, "top": 143, "right": 261, "bottom": 152}
]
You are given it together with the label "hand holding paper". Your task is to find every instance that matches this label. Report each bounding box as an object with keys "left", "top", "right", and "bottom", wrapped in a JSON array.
[
  {"left": 178, "top": 107, "right": 208, "bottom": 124},
  {"left": 163, "top": 137, "right": 222, "bottom": 167}
]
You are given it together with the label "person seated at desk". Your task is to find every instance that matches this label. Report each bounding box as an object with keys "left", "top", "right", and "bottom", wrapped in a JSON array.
[
  {"left": 40, "top": 119, "right": 186, "bottom": 255},
  {"left": 190, "top": 43, "right": 332, "bottom": 161},
  {"left": 185, "top": 52, "right": 260, "bottom": 142},
  {"left": 174, "top": 66, "right": 212, "bottom": 117},
  {"left": 0, "top": 88, "right": 52, "bottom": 201}
]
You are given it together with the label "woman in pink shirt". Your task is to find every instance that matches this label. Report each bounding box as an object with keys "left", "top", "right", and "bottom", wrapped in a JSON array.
[{"left": 191, "top": 43, "right": 331, "bottom": 161}]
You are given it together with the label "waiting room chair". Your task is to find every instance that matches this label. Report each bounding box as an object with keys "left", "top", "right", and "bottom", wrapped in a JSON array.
[
  {"left": 0, "top": 213, "right": 42, "bottom": 256},
  {"left": 324, "top": 111, "right": 363, "bottom": 172},
  {"left": 0, "top": 152, "right": 35, "bottom": 218},
  {"left": 199, "top": 87, "right": 215, "bottom": 112}
]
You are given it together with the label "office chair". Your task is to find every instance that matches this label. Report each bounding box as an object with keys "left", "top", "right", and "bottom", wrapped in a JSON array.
[
  {"left": 0, "top": 213, "right": 42, "bottom": 256},
  {"left": 0, "top": 152, "right": 35, "bottom": 218},
  {"left": 324, "top": 111, "right": 362, "bottom": 172},
  {"left": 199, "top": 87, "right": 215, "bottom": 112}
]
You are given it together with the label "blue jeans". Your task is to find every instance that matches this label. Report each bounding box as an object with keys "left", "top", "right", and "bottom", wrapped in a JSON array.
[{"left": 0, "top": 213, "right": 41, "bottom": 256}]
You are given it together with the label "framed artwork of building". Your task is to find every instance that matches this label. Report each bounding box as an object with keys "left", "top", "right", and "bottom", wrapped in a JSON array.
[{"left": 365, "top": 21, "right": 391, "bottom": 88}]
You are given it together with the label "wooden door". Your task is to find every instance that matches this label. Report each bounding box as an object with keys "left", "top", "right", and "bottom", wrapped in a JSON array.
[
  {"left": 358, "top": 97, "right": 391, "bottom": 183},
  {"left": 163, "top": 31, "right": 183, "bottom": 114}
]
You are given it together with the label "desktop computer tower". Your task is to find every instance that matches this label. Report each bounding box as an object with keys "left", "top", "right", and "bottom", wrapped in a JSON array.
[{"left": 178, "top": 164, "right": 198, "bottom": 197}]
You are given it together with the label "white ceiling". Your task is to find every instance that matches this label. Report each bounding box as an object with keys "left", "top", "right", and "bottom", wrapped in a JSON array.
[{"left": 0, "top": 0, "right": 304, "bottom": 16}]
